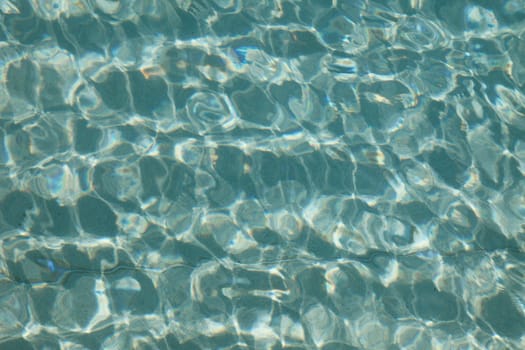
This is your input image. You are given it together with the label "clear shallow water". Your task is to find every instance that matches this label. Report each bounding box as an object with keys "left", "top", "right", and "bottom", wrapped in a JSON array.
[{"left": 0, "top": 0, "right": 525, "bottom": 349}]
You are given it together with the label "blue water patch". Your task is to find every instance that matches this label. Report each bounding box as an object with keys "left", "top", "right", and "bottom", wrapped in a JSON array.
[{"left": 232, "top": 45, "right": 258, "bottom": 65}]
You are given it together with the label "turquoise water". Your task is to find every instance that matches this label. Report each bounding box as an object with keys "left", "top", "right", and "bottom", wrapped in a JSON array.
[{"left": 1, "top": 0, "right": 525, "bottom": 349}]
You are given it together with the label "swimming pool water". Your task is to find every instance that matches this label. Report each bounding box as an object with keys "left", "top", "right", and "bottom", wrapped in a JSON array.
[{"left": 1, "top": 0, "right": 525, "bottom": 349}]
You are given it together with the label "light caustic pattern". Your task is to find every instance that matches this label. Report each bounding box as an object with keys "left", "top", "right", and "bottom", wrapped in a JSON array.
[{"left": 1, "top": 0, "right": 525, "bottom": 349}]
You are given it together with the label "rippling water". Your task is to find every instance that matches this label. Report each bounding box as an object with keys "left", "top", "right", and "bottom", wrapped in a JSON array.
[{"left": 1, "top": 0, "right": 525, "bottom": 349}]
